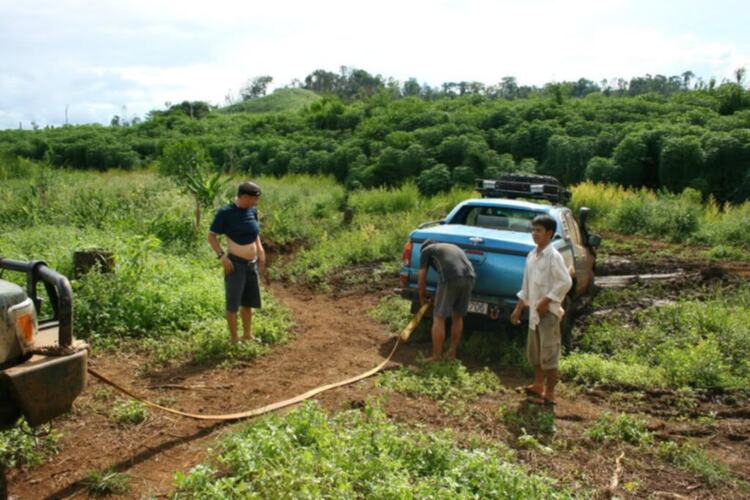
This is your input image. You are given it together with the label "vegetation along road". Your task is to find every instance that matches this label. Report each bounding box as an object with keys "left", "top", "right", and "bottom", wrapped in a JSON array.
[{"left": 1, "top": 73, "right": 749, "bottom": 497}]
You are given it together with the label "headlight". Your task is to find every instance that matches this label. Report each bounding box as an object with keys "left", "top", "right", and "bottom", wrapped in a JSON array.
[{"left": 9, "top": 298, "right": 37, "bottom": 353}]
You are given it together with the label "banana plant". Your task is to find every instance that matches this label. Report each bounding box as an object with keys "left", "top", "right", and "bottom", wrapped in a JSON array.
[{"left": 184, "top": 170, "right": 232, "bottom": 229}]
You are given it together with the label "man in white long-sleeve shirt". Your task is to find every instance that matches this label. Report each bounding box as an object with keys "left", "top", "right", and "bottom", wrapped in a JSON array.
[{"left": 511, "top": 214, "right": 572, "bottom": 405}]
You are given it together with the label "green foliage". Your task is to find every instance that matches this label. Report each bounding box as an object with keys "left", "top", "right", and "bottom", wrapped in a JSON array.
[
  {"left": 369, "top": 295, "right": 412, "bottom": 334},
  {"left": 416, "top": 163, "right": 452, "bottom": 196},
  {"left": 563, "top": 286, "right": 750, "bottom": 390},
  {"left": 159, "top": 139, "right": 212, "bottom": 185},
  {"left": 143, "top": 294, "right": 292, "bottom": 368},
  {"left": 658, "top": 441, "right": 736, "bottom": 487},
  {"left": 223, "top": 88, "right": 321, "bottom": 114},
  {"left": 0, "top": 419, "right": 61, "bottom": 469},
  {"left": 174, "top": 402, "right": 569, "bottom": 498},
  {"left": 588, "top": 412, "right": 653, "bottom": 446},
  {"left": 83, "top": 469, "right": 130, "bottom": 496},
  {"left": 109, "top": 400, "right": 148, "bottom": 425},
  {"left": 571, "top": 182, "right": 750, "bottom": 247},
  {"left": 0, "top": 170, "right": 294, "bottom": 363},
  {"left": 3, "top": 82, "right": 750, "bottom": 203},
  {"left": 377, "top": 361, "right": 501, "bottom": 402},
  {"left": 499, "top": 404, "right": 556, "bottom": 438}
]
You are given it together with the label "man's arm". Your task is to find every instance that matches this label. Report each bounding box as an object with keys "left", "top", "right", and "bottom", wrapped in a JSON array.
[
  {"left": 546, "top": 253, "right": 573, "bottom": 303},
  {"left": 256, "top": 236, "right": 270, "bottom": 285},
  {"left": 208, "top": 231, "right": 233, "bottom": 274}
]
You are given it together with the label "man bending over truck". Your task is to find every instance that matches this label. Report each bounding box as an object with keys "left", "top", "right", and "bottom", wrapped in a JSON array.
[
  {"left": 418, "top": 240, "right": 476, "bottom": 361},
  {"left": 510, "top": 214, "right": 572, "bottom": 405}
]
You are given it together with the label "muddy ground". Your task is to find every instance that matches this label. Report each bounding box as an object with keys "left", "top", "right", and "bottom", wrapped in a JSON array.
[{"left": 7, "top": 248, "right": 750, "bottom": 499}]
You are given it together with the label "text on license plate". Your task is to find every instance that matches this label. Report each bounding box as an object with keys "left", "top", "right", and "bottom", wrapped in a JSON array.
[{"left": 467, "top": 301, "right": 488, "bottom": 315}]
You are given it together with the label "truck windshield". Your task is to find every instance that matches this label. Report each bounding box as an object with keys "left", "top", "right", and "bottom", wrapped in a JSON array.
[{"left": 454, "top": 205, "right": 544, "bottom": 233}]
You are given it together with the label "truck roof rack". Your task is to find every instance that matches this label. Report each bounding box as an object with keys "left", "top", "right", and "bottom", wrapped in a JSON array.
[{"left": 475, "top": 174, "right": 571, "bottom": 204}]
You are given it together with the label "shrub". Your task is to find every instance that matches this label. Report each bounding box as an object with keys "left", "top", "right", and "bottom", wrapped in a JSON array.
[
  {"left": 417, "top": 163, "right": 452, "bottom": 196},
  {"left": 588, "top": 412, "right": 653, "bottom": 446},
  {"left": 109, "top": 400, "right": 148, "bottom": 425},
  {"left": 174, "top": 402, "right": 569, "bottom": 498},
  {"left": 658, "top": 441, "right": 735, "bottom": 487},
  {"left": 0, "top": 419, "right": 61, "bottom": 469}
]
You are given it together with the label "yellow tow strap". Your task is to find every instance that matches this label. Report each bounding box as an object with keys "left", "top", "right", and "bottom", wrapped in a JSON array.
[{"left": 87, "top": 303, "right": 430, "bottom": 421}]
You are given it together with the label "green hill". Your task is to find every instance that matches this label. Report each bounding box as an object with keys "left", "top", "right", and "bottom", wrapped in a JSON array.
[{"left": 222, "top": 88, "right": 321, "bottom": 114}]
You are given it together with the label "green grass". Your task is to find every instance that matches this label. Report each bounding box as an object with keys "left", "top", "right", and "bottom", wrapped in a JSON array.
[
  {"left": 498, "top": 403, "right": 556, "bottom": 439},
  {"left": 0, "top": 169, "right": 296, "bottom": 362},
  {"left": 571, "top": 181, "right": 750, "bottom": 248},
  {"left": 369, "top": 295, "right": 412, "bottom": 334},
  {"left": 0, "top": 419, "right": 61, "bottom": 468},
  {"left": 587, "top": 412, "right": 653, "bottom": 447},
  {"left": 658, "top": 441, "right": 739, "bottom": 488},
  {"left": 221, "top": 88, "right": 321, "bottom": 114},
  {"left": 562, "top": 285, "right": 750, "bottom": 390},
  {"left": 174, "top": 401, "right": 572, "bottom": 499},
  {"left": 109, "top": 400, "right": 148, "bottom": 425},
  {"left": 377, "top": 360, "right": 501, "bottom": 402},
  {"left": 83, "top": 468, "right": 130, "bottom": 496}
]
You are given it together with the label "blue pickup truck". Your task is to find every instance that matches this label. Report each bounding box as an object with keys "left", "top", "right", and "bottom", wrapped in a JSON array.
[{"left": 399, "top": 175, "right": 601, "bottom": 347}]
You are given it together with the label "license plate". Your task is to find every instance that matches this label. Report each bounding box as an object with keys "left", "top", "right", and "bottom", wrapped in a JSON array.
[{"left": 467, "top": 301, "right": 488, "bottom": 315}]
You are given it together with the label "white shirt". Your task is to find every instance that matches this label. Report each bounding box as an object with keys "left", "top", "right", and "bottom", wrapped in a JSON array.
[{"left": 517, "top": 243, "right": 573, "bottom": 329}]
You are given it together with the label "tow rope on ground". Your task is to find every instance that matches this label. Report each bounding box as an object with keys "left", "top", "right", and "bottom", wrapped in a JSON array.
[{"left": 87, "top": 303, "right": 430, "bottom": 421}]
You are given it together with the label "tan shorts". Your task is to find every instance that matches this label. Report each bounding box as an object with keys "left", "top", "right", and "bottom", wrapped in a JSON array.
[{"left": 527, "top": 313, "right": 561, "bottom": 370}]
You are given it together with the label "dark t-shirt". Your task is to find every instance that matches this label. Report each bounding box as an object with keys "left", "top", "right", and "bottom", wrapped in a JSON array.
[
  {"left": 209, "top": 204, "right": 260, "bottom": 245},
  {"left": 420, "top": 243, "right": 476, "bottom": 282}
]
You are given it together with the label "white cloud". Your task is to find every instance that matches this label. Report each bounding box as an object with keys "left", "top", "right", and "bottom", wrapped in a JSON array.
[{"left": 1, "top": 0, "right": 748, "bottom": 128}]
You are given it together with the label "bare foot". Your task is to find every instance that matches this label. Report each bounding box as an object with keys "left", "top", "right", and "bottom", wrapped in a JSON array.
[
  {"left": 517, "top": 384, "right": 544, "bottom": 397},
  {"left": 242, "top": 336, "right": 256, "bottom": 342},
  {"left": 446, "top": 351, "right": 458, "bottom": 361},
  {"left": 424, "top": 355, "right": 442, "bottom": 362},
  {"left": 230, "top": 336, "right": 239, "bottom": 345}
]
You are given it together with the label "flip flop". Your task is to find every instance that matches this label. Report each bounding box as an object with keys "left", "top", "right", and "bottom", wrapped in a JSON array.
[{"left": 542, "top": 397, "right": 557, "bottom": 406}]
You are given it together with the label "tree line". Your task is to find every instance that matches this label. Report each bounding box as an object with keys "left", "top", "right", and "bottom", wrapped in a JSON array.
[{"left": 1, "top": 68, "right": 749, "bottom": 202}]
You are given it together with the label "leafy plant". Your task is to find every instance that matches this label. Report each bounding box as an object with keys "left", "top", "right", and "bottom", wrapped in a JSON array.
[
  {"left": 588, "top": 412, "right": 652, "bottom": 447},
  {"left": 174, "top": 402, "right": 570, "bottom": 498},
  {"left": 109, "top": 400, "right": 148, "bottom": 425},
  {"left": 83, "top": 468, "right": 130, "bottom": 496},
  {"left": 0, "top": 419, "right": 61, "bottom": 469}
]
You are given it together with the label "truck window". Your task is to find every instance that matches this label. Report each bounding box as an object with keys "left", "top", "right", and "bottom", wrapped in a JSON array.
[{"left": 455, "top": 206, "right": 542, "bottom": 233}]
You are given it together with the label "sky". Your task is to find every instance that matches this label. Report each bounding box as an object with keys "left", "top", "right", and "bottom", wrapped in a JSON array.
[{"left": 1, "top": 0, "right": 749, "bottom": 129}]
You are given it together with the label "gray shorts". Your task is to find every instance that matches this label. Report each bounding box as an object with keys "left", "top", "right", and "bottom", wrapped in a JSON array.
[
  {"left": 527, "top": 313, "right": 561, "bottom": 370},
  {"left": 224, "top": 254, "right": 262, "bottom": 313},
  {"left": 433, "top": 277, "right": 474, "bottom": 318}
]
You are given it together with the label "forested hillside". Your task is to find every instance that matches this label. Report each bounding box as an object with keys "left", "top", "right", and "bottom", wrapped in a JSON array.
[{"left": 2, "top": 69, "right": 749, "bottom": 202}]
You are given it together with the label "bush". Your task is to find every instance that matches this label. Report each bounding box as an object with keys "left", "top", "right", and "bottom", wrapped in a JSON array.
[
  {"left": 417, "top": 163, "right": 452, "bottom": 196},
  {"left": 0, "top": 419, "right": 61, "bottom": 469},
  {"left": 174, "top": 402, "right": 569, "bottom": 498},
  {"left": 588, "top": 412, "right": 653, "bottom": 446}
]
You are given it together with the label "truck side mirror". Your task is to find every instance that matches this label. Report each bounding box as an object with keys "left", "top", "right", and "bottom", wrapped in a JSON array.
[
  {"left": 579, "top": 207, "right": 590, "bottom": 232},
  {"left": 587, "top": 234, "right": 602, "bottom": 248}
]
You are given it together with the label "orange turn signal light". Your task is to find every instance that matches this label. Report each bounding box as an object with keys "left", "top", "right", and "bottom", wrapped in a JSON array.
[{"left": 16, "top": 313, "right": 35, "bottom": 345}]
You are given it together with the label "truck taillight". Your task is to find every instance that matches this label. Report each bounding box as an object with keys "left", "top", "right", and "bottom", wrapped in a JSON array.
[{"left": 402, "top": 240, "right": 413, "bottom": 266}]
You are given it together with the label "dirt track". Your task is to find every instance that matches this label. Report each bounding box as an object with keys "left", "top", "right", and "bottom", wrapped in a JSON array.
[{"left": 7, "top": 257, "right": 750, "bottom": 498}]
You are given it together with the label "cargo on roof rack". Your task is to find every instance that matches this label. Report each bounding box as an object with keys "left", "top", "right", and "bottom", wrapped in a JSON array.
[{"left": 474, "top": 174, "right": 571, "bottom": 204}]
